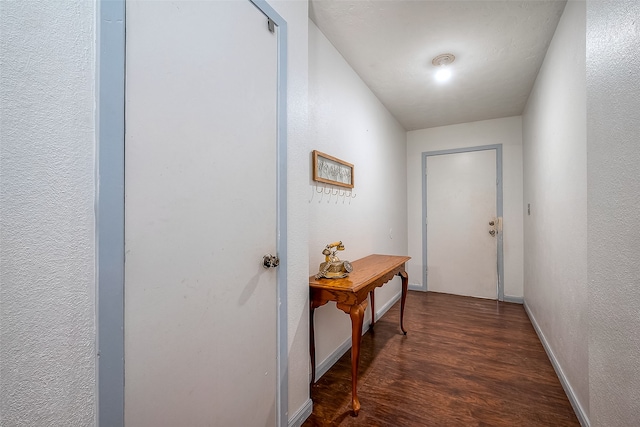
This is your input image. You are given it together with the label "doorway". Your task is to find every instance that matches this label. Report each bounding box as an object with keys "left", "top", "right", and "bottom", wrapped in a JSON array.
[
  {"left": 96, "top": 1, "right": 289, "bottom": 425},
  {"left": 422, "top": 145, "right": 504, "bottom": 300}
]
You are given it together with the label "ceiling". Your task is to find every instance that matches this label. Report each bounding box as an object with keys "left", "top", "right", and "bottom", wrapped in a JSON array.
[{"left": 309, "top": 0, "right": 567, "bottom": 131}]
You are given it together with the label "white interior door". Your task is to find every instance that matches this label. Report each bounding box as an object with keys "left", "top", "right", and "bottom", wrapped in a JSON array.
[
  {"left": 124, "top": 1, "right": 278, "bottom": 425},
  {"left": 426, "top": 149, "right": 498, "bottom": 299}
]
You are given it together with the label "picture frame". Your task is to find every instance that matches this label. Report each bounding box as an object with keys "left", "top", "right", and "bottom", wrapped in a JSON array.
[{"left": 312, "top": 150, "right": 354, "bottom": 189}]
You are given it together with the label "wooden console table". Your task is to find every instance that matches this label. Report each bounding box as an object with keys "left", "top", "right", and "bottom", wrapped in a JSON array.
[{"left": 309, "top": 254, "right": 411, "bottom": 415}]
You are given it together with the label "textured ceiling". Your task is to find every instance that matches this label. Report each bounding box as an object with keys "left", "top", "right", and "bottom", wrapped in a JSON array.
[{"left": 309, "top": 0, "right": 567, "bottom": 130}]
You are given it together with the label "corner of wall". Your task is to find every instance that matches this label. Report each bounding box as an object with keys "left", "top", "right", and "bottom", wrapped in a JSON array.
[
  {"left": 307, "top": 16, "right": 409, "bottom": 389},
  {"left": 522, "top": 0, "right": 588, "bottom": 420},
  {"left": 265, "top": 0, "right": 312, "bottom": 423}
]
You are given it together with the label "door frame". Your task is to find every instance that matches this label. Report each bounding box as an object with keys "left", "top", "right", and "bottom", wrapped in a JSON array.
[
  {"left": 421, "top": 144, "right": 504, "bottom": 301},
  {"left": 95, "top": 1, "right": 289, "bottom": 425}
]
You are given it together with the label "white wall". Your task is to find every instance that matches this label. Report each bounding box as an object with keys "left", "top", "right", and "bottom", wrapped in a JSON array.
[
  {"left": 407, "top": 117, "right": 525, "bottom": 299},
  {"left": 522, "top": 0, "right": 588, "bottom": 420},
  {"left": 587, "top": 0, "right": 640, "bottom": 425},
  {"left": 0, "top": 1, "right": 97, "bottom": 425},
  {"left": 308, "top": 21, "right": 408, "bottom": 372}
]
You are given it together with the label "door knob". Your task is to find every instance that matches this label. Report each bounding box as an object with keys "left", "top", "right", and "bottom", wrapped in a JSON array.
[
  {"left": 263, "top": 254, "right": 279, "bottom": 268},
  {"left": 489, "top": 230, "right": 496, "bottom": 237},
  {"left": 489, "top": 220, "right": 495, "bottom": 226}
]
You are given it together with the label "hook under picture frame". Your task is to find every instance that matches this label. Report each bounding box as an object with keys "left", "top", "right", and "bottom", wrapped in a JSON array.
[{"left": 312, "top": 150, "right": 354, "bottom": 189}]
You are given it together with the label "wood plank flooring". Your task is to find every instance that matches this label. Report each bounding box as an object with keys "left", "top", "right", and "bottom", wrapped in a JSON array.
[{"left": 303, "top": 291, "right": 580, "bottom": 426}]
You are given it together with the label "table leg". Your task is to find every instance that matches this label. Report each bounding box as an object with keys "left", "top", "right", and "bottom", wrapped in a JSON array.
[
  {"left": 338, "top": 299, "right": 368, "bottom": 416},
  {"left": 369, "top": 290, "right": 375, "bottom": 329},
  {"left": 310, "top": 302, "right": 317, "bottom": 385},
  {"left": 399, "top": 270, "right": 408, "bottom": 335}
]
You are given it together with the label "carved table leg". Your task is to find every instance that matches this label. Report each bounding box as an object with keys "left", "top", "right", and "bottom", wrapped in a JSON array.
[
  {"left": 369, "top": 290, "right": 375, "bottom": 330},
  {"left": 399, "top": 270, "right": 408, "bottom": 335},
  {"left": 338, "top": 299, "right": 368, "bottom": 416},
  {"left": 310, "top": 302, "right": 316, "bottom": 385}
]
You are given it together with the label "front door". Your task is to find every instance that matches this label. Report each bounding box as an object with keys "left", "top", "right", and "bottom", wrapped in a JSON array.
[
  {"left": 124, "top": 1, "right": 279, "bottom": 425},
  {"left": 426, "top": 149, "right": 499, "bottom": 299}
]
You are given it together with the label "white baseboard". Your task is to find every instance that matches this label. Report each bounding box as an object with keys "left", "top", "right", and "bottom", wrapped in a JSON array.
[
  {"left": 288, "top": 398, "right": 312, "bottom": 427},
  {"left": 314, "top": 332, "right": 353, "bottom": 382},
  {"left": 373, "top": 290, "right": 402, "bottom": 322},
  {"left": 503, "top": 295, "right": 524, "bottom": 304},
  {"left": 314, "top": 291, "right": 402, "bottom": 381},
  {"left": 408, "top": 283, "right": 426, "bottom": 292},
  {"left": 524, "top": 302, "right": 590, "bottom": 427}
]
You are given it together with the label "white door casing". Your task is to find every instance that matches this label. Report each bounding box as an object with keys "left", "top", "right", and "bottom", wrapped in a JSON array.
[
  {"left": 124, "top": 1, "right": 282, "bottom": 425},
  {"left": 424, "top": 146, "right": 504, "bottom": 300}
]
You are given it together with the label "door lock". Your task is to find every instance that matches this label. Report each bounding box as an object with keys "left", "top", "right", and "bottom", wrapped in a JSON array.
[
  {"left": 263, "top": 254, "right": 279, "bottom": 269},
  {"left": 488, "top": 218, "right": 499, "bottom": 237}
]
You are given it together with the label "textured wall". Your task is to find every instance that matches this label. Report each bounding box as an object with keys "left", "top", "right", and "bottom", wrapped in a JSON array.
[
  {"left": 587, "top": 0, "right": 640, "bottom": 425},
  {"left": 522, "top": 0, "right": 588, "bottom": 419},
  {"left": 308, "top": 21, "right": 408, "bottom": 371},
  {"left": 407, "top": 117, "right": 525, "bottom": 299},
  {"left": 0, "top": 1, "right": 96, "bottom": 426}
]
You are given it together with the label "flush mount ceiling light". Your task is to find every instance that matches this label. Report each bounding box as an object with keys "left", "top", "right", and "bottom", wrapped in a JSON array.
[{"left": 432, "top": 53, "right": 456, "bottom": 83}]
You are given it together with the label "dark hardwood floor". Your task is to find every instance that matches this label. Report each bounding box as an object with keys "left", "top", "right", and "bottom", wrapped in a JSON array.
[{"left": 303, "top": 291, "right": 580, "bottom": 427}]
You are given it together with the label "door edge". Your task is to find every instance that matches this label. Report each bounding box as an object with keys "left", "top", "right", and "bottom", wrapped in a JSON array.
[{"left": 249, "top": 2, "right": 289, "bottom": 425}]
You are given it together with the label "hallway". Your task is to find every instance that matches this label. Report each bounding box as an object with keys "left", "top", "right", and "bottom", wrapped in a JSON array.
[{"left": 305, "top": 292, "right": 579, "bottom": 426}]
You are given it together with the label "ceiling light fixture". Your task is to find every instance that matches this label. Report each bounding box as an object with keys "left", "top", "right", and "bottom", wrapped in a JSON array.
[{"left": 432, "top": 53, "right": 456, "bottom": 83}]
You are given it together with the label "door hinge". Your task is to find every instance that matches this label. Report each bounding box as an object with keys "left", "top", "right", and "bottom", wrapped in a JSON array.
[
  {"left": 267, "top": 18, "right": 275, "bottom": 33},
  {"left": 425, "top": 217, "right": 428, "bottom": 225}
]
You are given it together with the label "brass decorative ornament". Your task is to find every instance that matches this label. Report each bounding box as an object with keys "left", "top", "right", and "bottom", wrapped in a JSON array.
[{"left": 315, "top": 241, "right": 353, "bottom": 279}]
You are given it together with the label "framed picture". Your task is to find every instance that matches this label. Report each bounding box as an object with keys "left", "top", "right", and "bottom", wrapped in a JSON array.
[{"left": 312, "top": 150, "right": 354, "bottom": 188}]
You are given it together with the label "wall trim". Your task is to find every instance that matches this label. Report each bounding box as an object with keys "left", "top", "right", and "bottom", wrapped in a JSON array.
[
  {"left": 247, "top": 3, "right": 288, "bottom": 426},
  {"left": 373, "top": 290, "right": 403, "bottom": 323},
  {"left": 409, "top": 283, "right": 426, "bottom": 292},
  {"left": 314, "top": 291, "right": 402, "bottom": 381},
  {"left": 288, "top": 399, "right": 313, "bottom": 427},
  {"left": 314, "top": 328, "right": 353, "bottom": 382},
  {"left": 524, "top": 302, "right": 590, "bottom": 427},
  {"left": 248, "top": 2, "right": 289, "bottom": 425},
  {"left": 503, "top": 295, "right": 524, "bottom": 304},
  {"left": 96, "top": 1, "right": 125, "bottom": 425}
]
